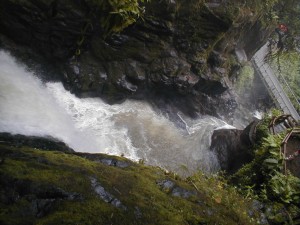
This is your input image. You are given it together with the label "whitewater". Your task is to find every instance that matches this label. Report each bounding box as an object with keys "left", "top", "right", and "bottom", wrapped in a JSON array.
[{"left": 0, "top": 50, "right": 235, "bottom": 175}]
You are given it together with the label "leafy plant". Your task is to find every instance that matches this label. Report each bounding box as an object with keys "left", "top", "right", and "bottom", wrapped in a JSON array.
[
  {"left": 91, "top": 0, "right": 150, "bottom": 35},
  {"left": 268, "top": 171, "right": 300, "bottom": 204},
  {"left": 231, "top": 112, "right": 300, "bottom": 207}
]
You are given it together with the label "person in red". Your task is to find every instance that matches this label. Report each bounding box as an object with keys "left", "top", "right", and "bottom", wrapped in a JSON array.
[
  {"left": 274, "top": 24, "right": 289, "bottom": 49},
  {"left": 278, "top": 24, "right": 288, "bottom": 33}
]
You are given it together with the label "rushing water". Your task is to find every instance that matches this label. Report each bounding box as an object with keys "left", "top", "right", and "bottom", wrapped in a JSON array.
[{"left": 0, "top": 50, "right": 235, "bottom": 176}]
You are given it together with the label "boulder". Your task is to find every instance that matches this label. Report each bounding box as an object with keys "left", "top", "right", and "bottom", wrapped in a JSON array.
[{"left": 210, "top": 122, "right": 255, "bottom": 173}]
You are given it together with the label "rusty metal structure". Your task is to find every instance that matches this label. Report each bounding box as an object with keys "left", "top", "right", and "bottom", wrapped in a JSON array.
[
  {"left": 263, "top": 114, "right": 300, "bottom": 176},
  {"left": 268, "top": 114, "right": 298, "bottom": 135},
  {"left": 280, "top": 128, "right": 300, "bottom": 175}
]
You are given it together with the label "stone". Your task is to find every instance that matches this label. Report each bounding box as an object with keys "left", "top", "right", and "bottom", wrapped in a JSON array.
[
  {"left": 157, "top": 180, "right": 175, "bottom": 191},
  {"left": 210, "top": 127, "right": 254, "bottom": 173},
  {"left": 100, "top": 158, "right": 130, "bottom": 168},
  {"left": 90, "top": 177, "right": 126, "bottom": 210},
  {"left": 171, "top": 187, "right": 196, "bottom": 199},
  {"left": 157, "top": 179, "right": 196, "bottom": 199}
]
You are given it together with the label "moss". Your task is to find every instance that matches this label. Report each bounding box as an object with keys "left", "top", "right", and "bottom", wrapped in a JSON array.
[{"left": 0, "top": 143, "right": 261, "bottom": 225}]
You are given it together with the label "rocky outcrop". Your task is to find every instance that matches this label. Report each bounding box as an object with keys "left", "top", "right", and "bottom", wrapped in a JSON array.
[
  {"left": 0, "top": 176, "right": 82, "bottom": 219},
  {"left": 0, "top": 132, "right": 74, "bottom": 153},
  {"left": 210, "top": 121, "right": 257, "bottom": 173},
  {"left": 0, "top": 134, "right": 265, "bottom": 225},
  {"left": 90, "top": 177, "right": 127, "bottom": 211},
  {"left": 0, "top": 0, "right": 272, "bottom": 118}
]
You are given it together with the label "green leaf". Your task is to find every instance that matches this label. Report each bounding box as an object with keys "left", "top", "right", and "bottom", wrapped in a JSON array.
[{"left": 264, "top": 158, "right": 278, "bottom": 164}]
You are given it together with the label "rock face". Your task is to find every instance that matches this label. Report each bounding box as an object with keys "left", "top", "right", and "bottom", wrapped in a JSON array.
[
  {"left": 0, "top": 132, "right": 74, "bottom": 153},
  {"left": 0, "top": 134, "right": 264, "bottom": 225},
  {"left": 210, "top": 121, "right": 257, "bottom": 173},
  {"left": 0, "top": 0, "right": 272, "bottom": 118}
]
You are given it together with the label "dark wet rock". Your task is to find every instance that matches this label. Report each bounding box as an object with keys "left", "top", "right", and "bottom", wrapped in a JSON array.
[
  {"left": 210, "top": 125, "right": 254, "bottom": 173},
  {"left": 125, "top": 60, "right": 146, "bottom": 82},
  {"left": 117, "top": 75, "right": 138, "bottom": 93},
  {"left": 0, "top": 0, "right": 272, "bottom": 118},
  {"left": 7, "top": 178, "right": 82, "bottom": 202},
  {"left": 0, "top": 0, "right": 91, "bottom": 59},
  {"left": 0, "top": 132, "right": 74, "bottom": 153},
  {"left": 0, "top": 175, "right": 82, "bottom": 218},
  {"left": 31, "top": 198, "right": 56, "bottom": 218},
  {"left": 208, "top": 51, "right": 226, "bottom": 68},
  {"left": 90, "top": 177, "right": 126, "bottom": 210}
]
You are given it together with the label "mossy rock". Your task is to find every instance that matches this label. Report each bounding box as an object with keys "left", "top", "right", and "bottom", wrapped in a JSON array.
[{"left": 0, "top": 137, "right": 262, "bottom": 225}]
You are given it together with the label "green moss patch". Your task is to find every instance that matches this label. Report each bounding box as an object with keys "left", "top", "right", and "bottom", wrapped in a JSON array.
[{"left": 0, "top": 143, "right": 260, "bottom": 225}]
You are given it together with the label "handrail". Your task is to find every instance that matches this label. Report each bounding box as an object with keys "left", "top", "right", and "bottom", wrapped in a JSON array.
[{"left": 251, "top": 44, "right": 300, "bottom": 121}]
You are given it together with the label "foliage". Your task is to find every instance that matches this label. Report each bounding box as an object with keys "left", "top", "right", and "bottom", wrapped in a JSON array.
[
  {"left": 75, "top": 0, "right": 150, "bottom": 55},
  {"left": 0, "top": 143, "right": 260, "bottom": 225},
  {"left": 268, "top": 171, "right": 300, "bottom": 204},
  {"left": 254, "top": 112, "right": 273, "bottom": 145},
  {"left": 274, "top": 0, "right": 300, "bottom": 51},
  {"left": 90, "top": 0, "right": 149, "bottom": 35},
  {"left": 230, "top": 114, "right": 300, "bottom": 208},
  {"left": 269, "top": 51, "right": 300, "bottom": 112},
  {"left": 264, "top": 0, "right": 300, "bottom": 54},
  {"left": 187, "top": 172, "right": 262, "bottom": 224}
]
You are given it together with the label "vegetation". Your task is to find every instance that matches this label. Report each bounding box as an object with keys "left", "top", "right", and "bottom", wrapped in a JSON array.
[
  {"left": 273, "top": 0, "right": 300, "bottom": 51},
  {"left": 90, "top": 0, "right": 149, "bottom": 35},
  {"left": 269, "top": 51, "right": 300, "bottom": 112},
  {"left": 230, "top": 112, "right": 300, "bottom": 224},
  {"left": 0, "top": 141, "right": 262, "bottom": 225}
]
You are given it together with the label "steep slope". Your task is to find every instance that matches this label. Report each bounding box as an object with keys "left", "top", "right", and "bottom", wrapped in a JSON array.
[{"left": 0, "top": 133, "right": 262, "bottom": 225}]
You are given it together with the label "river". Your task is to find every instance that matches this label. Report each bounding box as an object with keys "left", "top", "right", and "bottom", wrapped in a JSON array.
[{"left": 0, "top": 50, "right": 236, "bottom": 176}]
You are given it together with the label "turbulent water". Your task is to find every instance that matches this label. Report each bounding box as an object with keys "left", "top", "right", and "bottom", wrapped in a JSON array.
[{"left": 0, "top": 50, "right": 235, "bottom": 176}]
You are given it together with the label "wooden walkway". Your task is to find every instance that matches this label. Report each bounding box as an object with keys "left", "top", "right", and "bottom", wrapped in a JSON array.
[{"left": 251, "top": 44, "right": 300, "bottom": 121}]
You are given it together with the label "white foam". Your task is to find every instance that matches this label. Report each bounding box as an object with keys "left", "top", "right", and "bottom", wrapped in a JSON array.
[{"left": 0, "top": 50, "right": 227, "bottom": 175}]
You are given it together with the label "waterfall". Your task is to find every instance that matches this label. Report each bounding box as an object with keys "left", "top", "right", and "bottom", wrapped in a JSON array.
[{"left": 0, "top": 50, "right": 233, "bottom": 176}]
